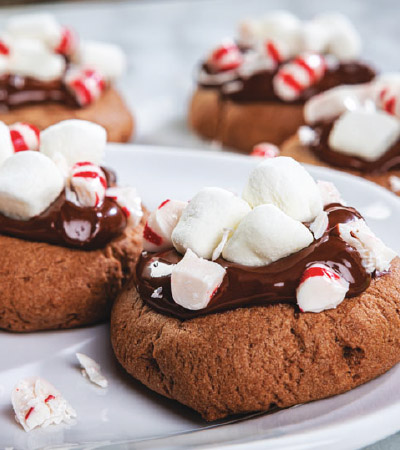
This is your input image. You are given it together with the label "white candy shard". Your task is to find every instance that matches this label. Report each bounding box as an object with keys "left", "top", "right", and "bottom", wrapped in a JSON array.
[
  {"left": 76, "top": 353, "right": 108, "bottom": 389},
  {"left": 40, "top": 120, "right": 106, "bottom": 168},
  {"left": 389, "top": 175, "right": 400, "bottom": 193},
  {"left": 172, "top": 187, "right": 251, "bottom": 259},
  {"left": 106, "top": 186, "right": 143, "bottom": 227},
  {"left": 317, "top": 180, "right": 345, "bottom": 206},
  {"left": 296, "top": 264, "right": 349, "bottom": 313},
  {"left": 143, "top": 199, "right": 187, "bottom": 252},
  {"left": 222, "top": 204, "right": 313, "bottom": 266},
  {"left": 212, "top": 228, "right": 232, "bottom": 261},
  {"left": 66, "top": 162, "right": 107, "bottom": 207},
  {"left": 310, "top": 210, "right": 329, "bottom": 239},
  {"left": 149, "top": 260, "right": 175, "bottom": 278},
  {"left": 0, "top": 121, "right": 14, "bottom": 165},
  {"left": 8, "top": 39, "right": 65, "bottom": 81},
  {"left": 328, "top": 110, "right": 400, "bottom": 162},
  {"left": 339, "top": 219, "right": 396, "bottom": 273},
  {"left": 243, "top": 157, "right": 323, "bottom": 222},
  {"left": 9, "top": 122, "right": 40, "bottom": 152},
  {"left": 298, "top": 125, "right": 317, "bottom": 146},
  {"left": 171, "top": 249, "right": 226, "bottom": 310},
  {"left": 12, "top": 376, "right": 76, "bottom": 432},
  {"left": 0, "top": 151, "right": 64, "bottom": 220},
  {"left": 64, "top": 67, "right": 105, "bottom": 106},
  {"left": 75, "top": 40, "right": 126, "bottom": 80},
  {"left": 376, "top": 83, "right": 400, "bottom": 119}
]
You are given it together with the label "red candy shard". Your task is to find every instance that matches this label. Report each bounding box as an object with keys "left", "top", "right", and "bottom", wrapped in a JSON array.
[
  {"left": 0, "top": 40, "right": 9, "bottom": 55},
  {"left": 55, "top": 27, "right": 76, "bottom": 55},
  {"left": 22, "top": 123, "right": 41, "bottom": 140},
  {"left": 143, "top": 223, "right": 163, "bottom": 246},
  {"left": 10, "top": 129, "right": 29, "bottom": 152},
  {"left": 25, "top": 406, "right": 34, "bottom": 421},
  {"left": 44, "top": 394, "right": 55, "bottom": 403},
  {"left": 278, "top": 71, "right": 303, "bottom": 92},
  {"left": 158, "top": 199, "right": 170, "bottom": 209},
  {"left": 121, "top": 206, "right": 131, "bottom": 217},
  {"left": 265, "top": 40, "right": 281, "bottom": 63},
  {"left": 73, "top": 171, "right": 107, "bottom": 189},
  {"left": 300, "top": 266, "right": 340, "bottom": 284}
]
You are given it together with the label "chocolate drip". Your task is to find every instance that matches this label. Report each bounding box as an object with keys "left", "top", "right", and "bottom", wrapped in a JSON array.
[
  {"left": 199, "top": 61, "right": 375, "bottom": 104},
  {"left": 0, "top": 168, "right": 127, "bottom": 250},
  {"left": 310, "top": 120, "right": 400, "bottom": 174},
  {"left": 137, "top": 204, "right": 372, "bottom": 320}
]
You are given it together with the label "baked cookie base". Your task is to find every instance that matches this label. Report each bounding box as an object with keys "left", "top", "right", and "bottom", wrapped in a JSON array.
[
  {"left": 111, "top": 257, "right": 400, "bottom": 421},
  {"left": 0, "top": 215, "right": 145, "bottom": 332},
  {"left": 189, "top": 88, "right": 304, "bottom": 153},
  {"left": 0, "top": 88, "right": 134, "bottom": 143},
  {"left": 281, "top": 135, "right": 400, "bottom": 197}
]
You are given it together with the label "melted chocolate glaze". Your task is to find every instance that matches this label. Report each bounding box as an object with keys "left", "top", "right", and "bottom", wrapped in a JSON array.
[
  {"left": 137, "top": 204, "right": 372, "bottom": 320},
  {"left": 310, "top": 120, "right": 400, "bottom": 174},
  {"left": 0, "top": 74, "right": 79, "bottom": 111},
  {"left": 0, "top": 168, "right": 127, "bottom": 250},
  {"left": 199, "top": 61, "right": 375, "bottom": 104}
]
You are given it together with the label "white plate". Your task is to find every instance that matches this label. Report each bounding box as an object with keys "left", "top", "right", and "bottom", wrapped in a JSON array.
[{"left": 0, "top": 144, "right": 399, "bottom": 450}]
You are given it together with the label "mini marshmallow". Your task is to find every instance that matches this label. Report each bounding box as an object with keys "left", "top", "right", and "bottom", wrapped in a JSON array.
[
  {"left": 12, "top": 376, "right": 76, "bottom": 432},
  {"left": 339, "top": 219, "right": 396, "bottom": 273},
  {"left": 243, "top": 157, "right": 323, "bottom": 222},
  {"left": 106, "top": 186, "right": 143, "bottom": 227},
  {"left": 40, "top": 119, "right": 106, "bottom": 167},
  {"left": 66, "top": 162, "right": 107, "bottom": 207},
  {"left": 304, "top": 84, "right": 373, "bottom": 125},
  {"left": 250, "top": 142, "right": 280, "bottom": 158},
  {"left": 300, "top": 20, "right": 331, "bottom": 54},
  {"left": 0, "top": 151, "right": 64, "bottom": 220},
  {"left": 75, "top": 40, "right": 126, "bottom": 80},
  {"left": 8, "top": 39, "right": 66, "bottom": 81},
  {"left": 171, "top": 249, "right": 226, "bottom": 310},
  {"left": 317, "top": 180, "right": 345, "bottom": 206},
  {"left": 76, "top": 353, "right": 108, "bottom": 388},
  {"left": 222, "top": 204, "right": 313, "bottom": 266},
  {"left": 328, "top": 110, "right": 400, "bottom": 162},
  {"left": 172, "top": 187, "right": 251, "bottom": 259},
  {"left": 64, "top": 67, "right": 105, "bottom": 106},
  {"left": 207, "top": 41, "right": 243, "bottom": 72},
  {"left": 143, "top": 199, "right": 187, "bottom": 252},
  {"left": 9, "top": 122, "right": 40, "bottom": 152},
  {"left": 309, "top": 210, "right": 329, "bottom": 239},
  {"left": 296, "top": 264, "right": 349, "bottom": 313},
  {"left": 0, "top": 121, "right": 14, "bottom": 165}
]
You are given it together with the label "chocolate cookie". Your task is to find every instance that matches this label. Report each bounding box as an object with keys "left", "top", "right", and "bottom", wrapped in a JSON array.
[
  {"left": 111, "top": 256, "right": 400, "bottom": 421},
  {"left": 281, "top": 135, "right": 400, "bottom": 197},
  {"left": 0, "top": 88, "right": 134, "bottom": 143},
  {"left": 0, "top": 215, "right": 145, "bottom": 332}
]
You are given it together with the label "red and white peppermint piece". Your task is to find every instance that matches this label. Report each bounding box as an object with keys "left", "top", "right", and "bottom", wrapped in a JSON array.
[
  {"left": 54, "top": 26, "right": 78, "bottom": 56},
  {"left": 296, "top": 263, "right": 349, "bottom": 313},
  {"left": 273, "top": 53, "right": 326, "bottom": 101},
  {"left": 64, "top": 67, "right": 106, "bottom": 106},
  {"left": 207, "top": 41, "right": 243, "bottom": 72},
  {"left": 106, "top": 186, "right": 143, "bottom": 226},
  {"left": 9, "top": 122, "right": 40, "bottom": 152},
  {"left": 0, "top": 39, "right": 10, "bottom": 56},
  {"left": 67, "top": 161, "right": 107, "bottom": 207},
  {"left": 377, "top": 85, "right": 400, "bottom": 119},
  {"left": 250, "top": 142, "right": 280, "bottom": 158}
]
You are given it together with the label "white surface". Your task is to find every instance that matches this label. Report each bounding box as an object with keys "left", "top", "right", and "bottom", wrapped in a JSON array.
[{"left": 0, "top": 144, "right": 399, "bottom": 450}]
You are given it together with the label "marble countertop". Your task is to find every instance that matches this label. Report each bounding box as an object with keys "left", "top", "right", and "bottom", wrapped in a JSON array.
[{"left": 1, "top": 0, "right": 399, "bottom": 448}]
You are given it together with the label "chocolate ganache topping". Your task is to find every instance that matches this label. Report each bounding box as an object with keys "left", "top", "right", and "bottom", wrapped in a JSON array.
[
  {"left": 0, "top": 168, "right": 127, "bottom": 250},
  {"left": 137, "top": 203, "right": 372, "bottom": 320}
]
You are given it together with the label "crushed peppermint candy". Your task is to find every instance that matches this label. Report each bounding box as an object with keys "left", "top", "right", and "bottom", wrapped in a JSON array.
[{"left": 76, "top": 353, "right": 108, "bottom": 389}]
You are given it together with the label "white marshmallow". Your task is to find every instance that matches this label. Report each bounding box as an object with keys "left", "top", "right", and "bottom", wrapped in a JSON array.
[
  {"left": 243, "top": 157, "right": 323, "bottom": 222},
  {"left": 317, "top": 180, "right": 345, "bottom": 206},
  {"left": 143, "top": 199, "right": 187, "bottom": 252},
  {"left": 40, "top": 119, "right": 106, "bottom": 167},
  {"left": 76, "top": 353, "right": 108, "bottom": 389},
  {"left": 313, "top": 13, "right": 361, "bottom": 60},
  {"left": 75, "top": 40, "right": 126, "bottom": 80},
  {"left": 66, "top": 162, "right": 107, "bottom": 207},
  {"left": 328, "top": 110, "right": 400, "bottom": 162},
  {"left": 309, "top": 210, "right": 329, "bottom": 239},
  {"left": 222, "top": 204, "right": 313, "bottom": 266},
  {"left": 8, "top": 39, "right": 65, "bottom": 81},
  {"left": 300, "top": 21, "right": 331, "bottom": 54},
  {"left": 0, "top": 151, "right": 64, "bottom": 220},
  {"left": 106, "top": 186, "right": 143, "bottom": 227},
  {"left": 339, "top": 219, "right": 396, "bottom": 273},
  {"left": 6, "top": 13, "right": 62, "bottom": 47},
  {"left": 9, "top": 122, "right": 40, "bottom": 152},
  {"left": 296, "top": 264, "right": 349, "bottom": 313},
  {"left": 172, "top": 187, "right": 251, "bottom": 259},
  {"left": 304, "top": 84, "right": 373, "bottom": 125},
  {"left": 171, "top": 249, "right": 226, "bottom": 310},
  {"left": 0, "top": 121, "right": 14, "bottom": 165},
  {"left": 12, "top": 376, "right": 76, "bottom": 432}
]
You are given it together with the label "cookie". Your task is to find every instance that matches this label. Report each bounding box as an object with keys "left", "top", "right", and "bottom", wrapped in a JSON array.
[
  {"left": 111, "top": 256, "right": 400, "bottom": 421},
  {"left": 0, "top": 88, "right": 134, "bottom": 143},
  {"left": 0, "top": 214, "right": 145, "bottom": 332}
]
